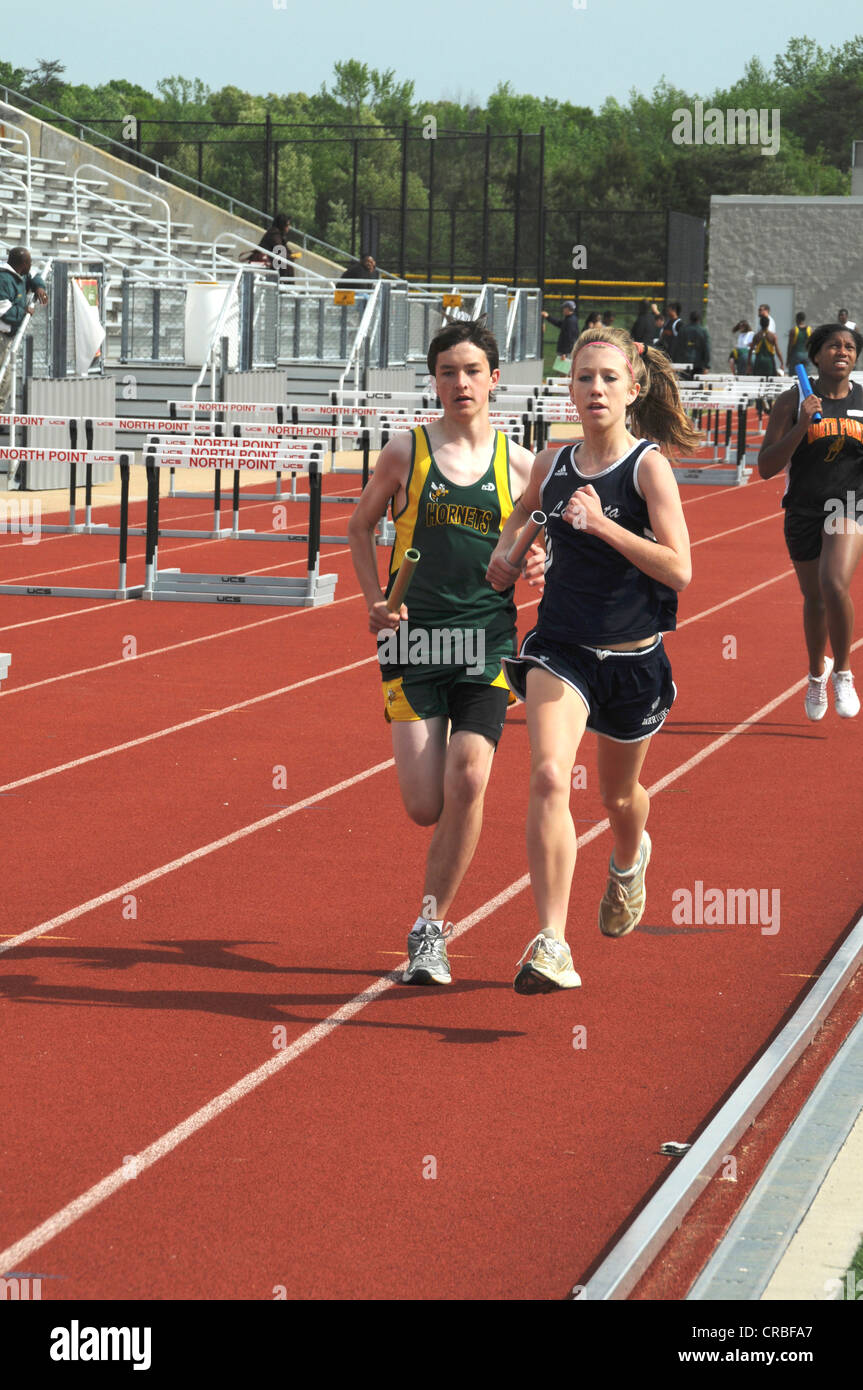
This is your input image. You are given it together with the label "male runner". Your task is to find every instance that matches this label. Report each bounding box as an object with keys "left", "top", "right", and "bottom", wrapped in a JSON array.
[{"left": 347, "top": 319, "right": 541, "bottom": 985}]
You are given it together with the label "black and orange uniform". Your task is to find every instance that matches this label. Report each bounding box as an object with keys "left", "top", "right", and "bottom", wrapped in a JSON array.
[
  {"left": 378, "top": 425, "right": 517, "bottom": 742},
  {"left": 783, "top": 381, "right": 863, "bottom": 562},
  {"left": 504, "top": 440, "right": 677, "bottom": 743}
]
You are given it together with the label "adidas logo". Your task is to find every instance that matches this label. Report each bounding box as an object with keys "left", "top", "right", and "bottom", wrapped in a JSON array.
[
  {"left": 481, "top": 481, "right": 495, "bottom": 491},
  {"left": 554, "top": 465, "right": 568, "bottom": 477}
]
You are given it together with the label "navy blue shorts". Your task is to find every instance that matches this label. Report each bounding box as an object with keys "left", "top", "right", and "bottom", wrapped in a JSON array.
[{"left": 503, "top": 629, "right": 676, "bottom": 743}]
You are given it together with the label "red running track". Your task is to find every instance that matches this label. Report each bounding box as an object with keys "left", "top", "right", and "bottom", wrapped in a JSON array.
[{"left": 1, "top": 464, "right": 862, "bottom": 1300}]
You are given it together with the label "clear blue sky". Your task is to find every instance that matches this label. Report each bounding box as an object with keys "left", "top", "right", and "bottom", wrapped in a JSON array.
[{"left": 5, "top": 1, "right": 860, "bottom": 110}]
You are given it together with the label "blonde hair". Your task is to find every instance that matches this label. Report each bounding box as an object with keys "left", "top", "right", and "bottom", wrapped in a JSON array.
[{"left": 571, "top": 326, "right": 701, "bottom": 456}]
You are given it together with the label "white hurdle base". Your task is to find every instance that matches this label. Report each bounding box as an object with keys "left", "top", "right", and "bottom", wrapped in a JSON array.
[
  {"left": 0, "top": 582, "right": 144, "bottom": 599},
  {"left": 0, "top": 652, "right": 10, "bottom": 689},
  {"left": 672, "top": 460, "right": 753, "bottom": 487},
  {"left": 143, "top": 569, "right": 337, "bottom": 607}
]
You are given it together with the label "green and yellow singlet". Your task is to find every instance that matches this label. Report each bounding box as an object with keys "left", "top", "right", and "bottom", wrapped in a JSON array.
[{"left": 385, "top": 425, "right": 517, "bottom": 656}]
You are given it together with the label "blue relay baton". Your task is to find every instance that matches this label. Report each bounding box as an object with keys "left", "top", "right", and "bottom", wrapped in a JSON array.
[{"left": 795, "top": 364, "right": 822, "bottom": 423}]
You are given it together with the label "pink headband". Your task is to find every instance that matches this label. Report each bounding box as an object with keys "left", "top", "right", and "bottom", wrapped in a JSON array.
[{"left": 574, "top": 340, "right": 645, "bottom": 381}]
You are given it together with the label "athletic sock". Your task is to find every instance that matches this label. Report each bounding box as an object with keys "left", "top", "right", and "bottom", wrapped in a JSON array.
[
  {"left": 410, "top": 916, "right": 443, "bottom": 935},
  {"left": 611, "top": 842, "right": 644, "bottom": 878}
]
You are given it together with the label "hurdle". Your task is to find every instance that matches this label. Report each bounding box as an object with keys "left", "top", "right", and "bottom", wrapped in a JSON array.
[
  {"left": 530, "top": 398, "right": 581, "bottom": 450},
  {"left": 1, "top": 412, "right": 130, "bottom": 536},
  {"left": 0, "top": 652, "right": 10, "bottom": 689},
  {"left": 140, "top": 440, "right": 337, "bottom": 607},
  {"left": 167, "top": 399, "right": 373, "bottom": 504},
  {"left": 0, "top": 451, "right": 141, "bottom": 599}
]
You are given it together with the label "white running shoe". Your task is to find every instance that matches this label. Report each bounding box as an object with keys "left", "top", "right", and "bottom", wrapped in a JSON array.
[
  {"left": 805, "top": 657, "right": 833, "bottom": 721},
  {"left": 832, "top": 669, "right": 860, "bottom": 719},
  {"left": 513, "top": 932, "right": 581, "bottom": 994}
]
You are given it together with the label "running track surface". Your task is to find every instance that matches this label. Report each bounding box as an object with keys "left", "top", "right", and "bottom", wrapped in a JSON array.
[{"left": 1, "top": 454, "right": 862, "bottom": 1301}]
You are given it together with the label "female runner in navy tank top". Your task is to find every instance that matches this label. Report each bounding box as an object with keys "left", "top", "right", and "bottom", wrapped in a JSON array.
[{"left": 487, "top": 326, "right": 697, "bottom": 995}]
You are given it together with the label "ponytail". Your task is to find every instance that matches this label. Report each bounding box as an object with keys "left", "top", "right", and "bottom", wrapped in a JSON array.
[{"left": 629, "top": 344, "right": 701, "bottom": 455}]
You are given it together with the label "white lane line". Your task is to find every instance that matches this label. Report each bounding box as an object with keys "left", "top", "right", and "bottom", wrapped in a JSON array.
[
  {"left": 0, "top": 546, "right": 352, "bottom": 634},
  {"left": 0, "top": 588, "right": 365, "bottom": 697},
  {"left": 0, "top": 558, "right": 792, "bottom": 714},
  {"left": 0, "top": 483, "right": 361, "bottom": 554},
  {"left": 0, "top": 655, "right": 835, "bottom": 1273},
  {"left": 691, "top": 512, "right": 777, "bottom": 547},
  {"left": 0, "top": 757, "right": 396, "bottom": 957},
  {"left": 677, "top": 569, "right": 793, "bottom": 629},
  {"left": 681, "top": 474, "right": 769, "bottom": 507},
  {"left": 0, "top": 602, "right": 126, "bottom": 634},
  {"left": 0, "top": 511, "right": 354, "bottom": 584},
  {"left": 0, "top": 655, "right": 378, "bottom": 793}
]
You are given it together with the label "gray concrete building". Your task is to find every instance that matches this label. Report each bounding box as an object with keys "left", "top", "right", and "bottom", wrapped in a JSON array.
[{"left": 708, "top": 195, "right": 863, "bottom": 363}]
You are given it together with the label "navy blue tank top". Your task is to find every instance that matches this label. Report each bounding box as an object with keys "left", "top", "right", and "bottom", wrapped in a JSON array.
[{"left": 537, "top": 439, "right": 678, "bottom": 645}]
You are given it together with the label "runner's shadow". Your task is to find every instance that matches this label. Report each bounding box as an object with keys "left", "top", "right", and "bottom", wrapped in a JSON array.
[
  {"left": 0, "top": 973, "right": 526, "bottom": 1044},
  {"left": 660, "top": 721, "right": 818, "bottom": 740},
  {"left": 637, "top": 924, "right": 730, "bottom": 936},
  {"left": 2, "top": 939, "right": 385, "bottom": 976}
]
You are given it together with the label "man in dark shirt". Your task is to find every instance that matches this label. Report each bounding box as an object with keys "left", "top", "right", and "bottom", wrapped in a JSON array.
[
  {"left": 659, "top": 301, "right": 684, "bottom": 360},
  {"left": 541, "top": 299, "right": 579, "bottom": 358},
  {"left": 680, "top": 310, "right": 711, "bottom": 375},
  {"left": 340, "top": 252, "right": 380, "bottom": 282}
]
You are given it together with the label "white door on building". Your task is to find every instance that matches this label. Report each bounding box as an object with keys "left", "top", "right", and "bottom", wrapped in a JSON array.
[{"left": 755, "top": 285, "right": 795, "bottom": 366}]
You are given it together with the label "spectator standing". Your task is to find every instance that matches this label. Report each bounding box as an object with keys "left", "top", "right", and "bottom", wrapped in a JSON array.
[
  {"left": 631, "top": 298, "right": 656, "bottom": 344},
  {"left": 659, "top": 301, "right": 684, "bottom": 359},
  {"left": 729, "top": 319, "right": 753, "bottom": 375},
  {"left": 0, "top": 247, "right": 48, "bottom": 415},
  {"left": 758, "top": 303, "right": 776, "bottom": 334},
  {"left": 838, "top": 308, "right": 857, "bottom": 331},
  {"left": 750, "top": 314, "right": 784, "bottom": 377},
  {"left": 787, "top": 312, "right": 812, "bottom": 373},
  {"left": 542, "top": 299, "right": 579, "bottom": 371},
  {"left": 681, "top": 310, "right": 711, "bottom": 375}
]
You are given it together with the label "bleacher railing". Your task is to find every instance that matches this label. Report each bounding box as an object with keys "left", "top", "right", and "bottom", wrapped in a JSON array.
[
  {"left": 210, "top": 232, "right": 328, "bottom": 285},
  {"left": 0, "top": 119, "right": 33, "bottom": 243},
  {"left": 72, "top": 163, "right": 173, "bottom": 261},
  {"left": 0, "top": 90, "right": 365, "bottom": 278}
]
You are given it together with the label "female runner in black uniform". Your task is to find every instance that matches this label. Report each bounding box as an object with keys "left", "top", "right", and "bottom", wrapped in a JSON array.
[
  {"left": 487, "top": 326, "right": 697, "bottom": 994},
  {"left": 758, "top": 322, "right": 863, "bottom": 721}
]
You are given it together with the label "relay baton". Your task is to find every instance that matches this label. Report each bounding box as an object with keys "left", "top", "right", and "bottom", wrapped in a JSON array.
[
  {"left": 386, "top": 548, "right": 420, "bottom": 612},
  {"left": 795, "top": 364, "right": 822, "bottom": 423},
  {"left": 506, "top": 511, "right": 547, "bottom": 569}
]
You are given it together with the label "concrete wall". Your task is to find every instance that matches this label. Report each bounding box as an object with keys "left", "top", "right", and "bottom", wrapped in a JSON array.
[
  {"left": 0, "top": 102, "right": 342, "bottom": 280},
  {"left": 708, "top": 196, "right": 863, "bottom": 359}
]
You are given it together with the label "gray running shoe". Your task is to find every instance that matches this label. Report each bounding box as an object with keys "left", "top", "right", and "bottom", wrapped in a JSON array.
[
  {"left": 513, "top": 932, "right": 581, "bottom": 994},
  {"left": 599, "top": 831, "right": 651, "bottom": 938},
  {"left": 403, "top": 923, "right": 452, "bottom": 985}
]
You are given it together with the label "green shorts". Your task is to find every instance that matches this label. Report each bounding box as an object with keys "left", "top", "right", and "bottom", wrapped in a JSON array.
[{"left": 378, "top": 623, "right": 515, "bottom": 741}]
